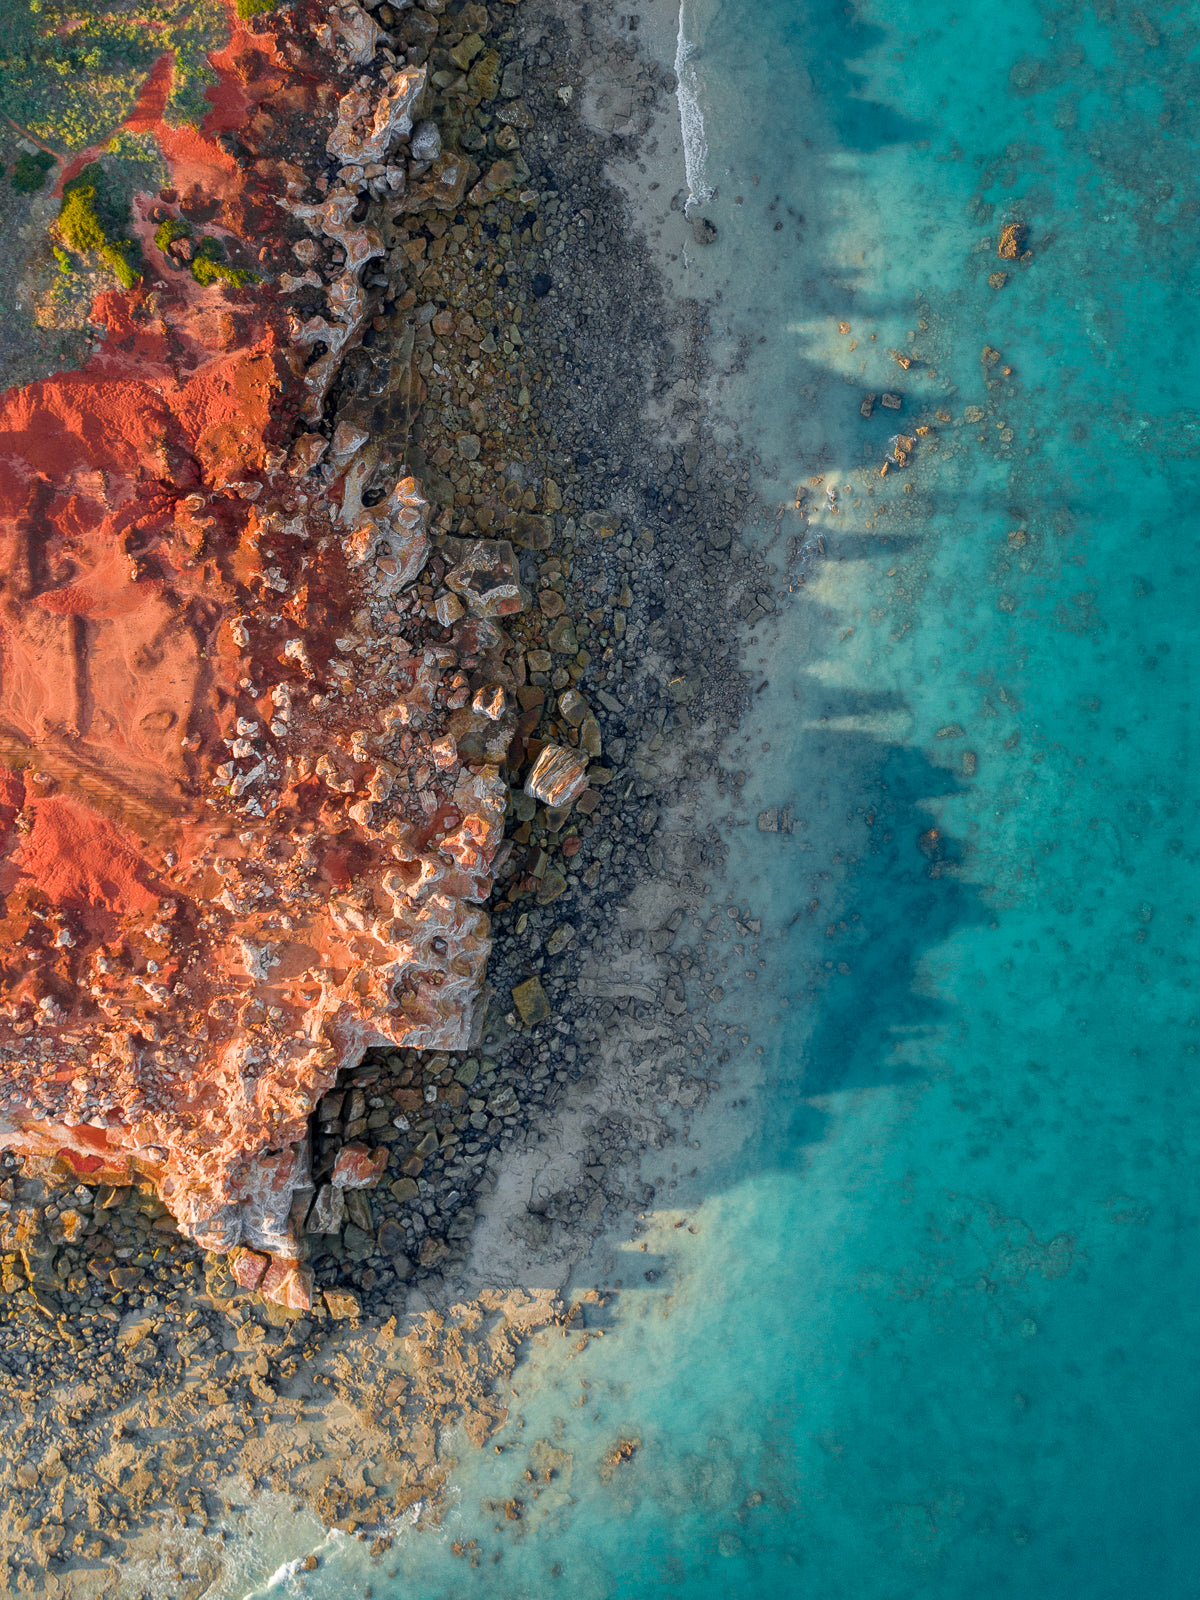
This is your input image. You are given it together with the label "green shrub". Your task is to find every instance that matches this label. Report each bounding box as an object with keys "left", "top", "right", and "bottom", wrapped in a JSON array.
[
  {"left": 58, "top": 181, "right": 106, "bottom": 253},
  {"left": 11, "top": 149, "right": 54, "bottom": 194},
  {"left": 52, "top": 245, "right": 72, "bottom": 274},
  {"left": 100, "top": 241, "right": 139, "bottom": 289},
  {"left": 154, "top": 215, "right": 190, "bottom": 254},
  {"left": 236, "top": 0, "right": 275, "bottom": 17},
  {"left": 0, "top": 0, "right": 230, "bottom": 149},
  {"left": 191, "top": 236, "right": 259, "bottom": 288},
  {"left": 57, "top": 166, "right": 141, "bottom": 289}
]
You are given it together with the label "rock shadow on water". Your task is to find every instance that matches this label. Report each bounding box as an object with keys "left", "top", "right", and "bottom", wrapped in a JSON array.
[{"left": 773, "top": 698, "right": 992, "bottom": 1144}]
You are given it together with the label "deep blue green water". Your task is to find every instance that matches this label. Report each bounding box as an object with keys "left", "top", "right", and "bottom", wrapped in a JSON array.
[{"left": 235, "top": 0, "right": 1200, "bottom": 1594}]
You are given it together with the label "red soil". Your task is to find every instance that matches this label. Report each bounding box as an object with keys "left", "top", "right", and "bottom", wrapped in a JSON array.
[
  {"left": 14, "top": 796, "right": 162, "bottom": 918},
  {"left": 0, "top": 4, "right": 519, "bottom": 1306}
]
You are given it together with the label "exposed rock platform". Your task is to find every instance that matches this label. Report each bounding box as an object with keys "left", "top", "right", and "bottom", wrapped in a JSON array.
[{"left": 0, "top": 0, "right": 524, "bottom": 1302}]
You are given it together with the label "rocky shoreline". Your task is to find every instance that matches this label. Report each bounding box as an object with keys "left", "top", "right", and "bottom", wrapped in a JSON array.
[{"left": 0, "top": 1, "right": 799, "bottom": 1593}]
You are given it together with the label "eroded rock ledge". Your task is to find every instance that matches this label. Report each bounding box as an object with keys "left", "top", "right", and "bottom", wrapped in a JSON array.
[{"left": 0, "top": 0, "right": 536, "bottom": 1305}]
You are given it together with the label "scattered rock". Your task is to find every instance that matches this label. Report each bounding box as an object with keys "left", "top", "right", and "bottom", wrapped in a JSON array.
[
  {"left": 525, "top": 744, "right": 589, "bottom": 808},
  {"left": 323, "top": 1287, "right": 361, "bottom": 1321},
  {"left": 331, "top": 1145, "right": 389, "bottom": 1189},
  {"left": 512, "top": 977, "right": 551, "bottom": 1026},
  {"left": 307, "top": 1184, "right": 346, "bottom": 1235}
]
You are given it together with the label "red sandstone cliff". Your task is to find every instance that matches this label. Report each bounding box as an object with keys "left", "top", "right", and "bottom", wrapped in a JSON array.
[{"left": 0, "top": 2, "right": 522, "bottom": 1307}]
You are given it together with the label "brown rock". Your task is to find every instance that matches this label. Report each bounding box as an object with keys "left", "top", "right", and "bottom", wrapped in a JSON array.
[
  {"left": 547, "top": 617, "right": 579, "bottom": 654},
  {"left": 525, "top": 743, "right": 588, "bottom": 808},
  {"left": 997, "top": 221, "right": 1027, "bottom": 258},
  {"left": 331, "top": 1145, "right": 388, "bottom": 1189},
  {"left": 445, "top": 538, "right": 524, "bottom": 618},
  {"left": 468, "top": 155, "right": 532, "bottom": 206},
  {"left": 557, "top": 688, "right": 589, "bottom": 726},
  {"left": 323, "top": 1288, "right": 361, "bottom": 1321},
  {"left": 377, "top": 1218, "right": 406, "bottom": 1256},
  {"left": 511, "top": 512, "right": 552, "bottom": 548},
  {"left": 512, "top": 977, "right": 550, "bottom": 1026},
  {"left": 448, "top": 31, "right": 485, "bottom": 69},
  {"left": 229, "top": 1248, "right": 270, "bottom": 1291}
]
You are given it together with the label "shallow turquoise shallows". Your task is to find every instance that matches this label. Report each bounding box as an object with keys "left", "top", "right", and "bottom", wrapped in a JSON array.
[{"left": 242, "top": 0, "right": 1200, "bottom": 1595}]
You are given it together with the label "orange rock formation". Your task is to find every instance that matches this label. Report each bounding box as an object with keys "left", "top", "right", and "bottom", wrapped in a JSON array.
[{"left": 0, "top": 4, "right": 520, "bottom": 1306}]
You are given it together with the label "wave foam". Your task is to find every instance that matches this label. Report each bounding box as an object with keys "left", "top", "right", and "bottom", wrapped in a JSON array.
[{"left": 674, "top": 2, "right": 713, "bottom": 211}]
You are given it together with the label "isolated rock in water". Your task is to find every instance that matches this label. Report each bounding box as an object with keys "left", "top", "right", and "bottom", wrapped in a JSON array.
[
  {"left": 327, "top": 65, "right": 427, "bottom": 165},
  {"left": 998, "top": 220, "right": 1028, "bottom": 258},
  {"left": 511, "top": 977, "right": 551, "bottom": 1026},
  {"left": 525, "top": 744, "right": 589, "bottom": 808},
  {"left": 691, "top": 216, "right": 718, "bottom": 245}
]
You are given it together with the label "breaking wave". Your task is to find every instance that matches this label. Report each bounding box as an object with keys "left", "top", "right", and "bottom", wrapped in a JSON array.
[{"left": 674, "top": 1, "right": 713, "bottom": 210}]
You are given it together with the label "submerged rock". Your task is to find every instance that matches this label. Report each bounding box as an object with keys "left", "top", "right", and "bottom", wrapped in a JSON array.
[
  {"left": 511, "top": 977, "right": 550, "bottom": 1026},
  {"left": 997, "top": 220, "right": 1028, "bottom": 258}
]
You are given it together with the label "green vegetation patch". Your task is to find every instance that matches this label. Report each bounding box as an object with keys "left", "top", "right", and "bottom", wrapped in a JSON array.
[
  {"left": 191, "top": 236, "right": 259, "bottom": 289},
  {"left": 236, "top": 0, "right": 275, "bottom": 16},
  {"left": 56, "top": 163, "right": 141, "bottom": 289},
  {"left": 154, "top": 215, "right": 190, "bottom": 254},
  {"left": 0, "top": 0, "right": 231, "bottom": 153},
  {"left": 11, "top": 149, "right": 55, "bottom": 194}
]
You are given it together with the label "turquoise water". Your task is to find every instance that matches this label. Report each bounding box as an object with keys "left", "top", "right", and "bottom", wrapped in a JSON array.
[{"left": 245, "top": 0, "right": 1200, "bottom": 1594}]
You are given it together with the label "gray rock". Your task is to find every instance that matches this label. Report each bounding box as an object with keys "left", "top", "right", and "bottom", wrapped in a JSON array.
[
  {"left": 410, "top": 119, "right": 442, "bottom": 163},
  {"left": 691, "top": 216, "right": 718, "bottom": 246},
  {"left": 306, "top": 1184, "right": 345, "bottom": 1234}
]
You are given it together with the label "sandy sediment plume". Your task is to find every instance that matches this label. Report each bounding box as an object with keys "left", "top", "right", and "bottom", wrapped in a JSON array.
[{"left": 0, "top": 0, "right": 528, "bottom": 1305}]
